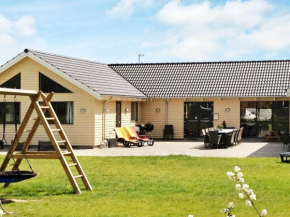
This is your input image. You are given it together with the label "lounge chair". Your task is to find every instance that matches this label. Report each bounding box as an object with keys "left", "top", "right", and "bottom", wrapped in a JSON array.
[
  {"left": 125, "top": 126, "right": 154, "bottom": 146},
  {"left": 115, "top": 127, "right": 141, "bottom": 147},
  {"left": 120, "top": 127, "right": 143, "bottom": 147}
]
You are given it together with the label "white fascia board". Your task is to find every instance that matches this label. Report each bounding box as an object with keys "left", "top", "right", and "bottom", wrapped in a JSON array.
[
  {"left": 26, "top": 52, "right": 102, "bottom": 100},
  {"left": 0, "top": 52, "right": 27, "bottom": 74}
]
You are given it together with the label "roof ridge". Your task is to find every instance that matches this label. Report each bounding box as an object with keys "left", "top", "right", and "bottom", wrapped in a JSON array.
[
  {"left": 109, "top": 59, "right": 290, "bottom": 66},
  {"left": 25, "top": 48, "right": 107, "bottom": 66}
]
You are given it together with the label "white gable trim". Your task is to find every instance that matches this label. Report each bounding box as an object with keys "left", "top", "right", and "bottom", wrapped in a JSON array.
[
  {"left": 0, "top": 52, "right": 102, "bottom": 100},
  {"left": 0, "top": 52, "right": 27, "bottom": 73}
]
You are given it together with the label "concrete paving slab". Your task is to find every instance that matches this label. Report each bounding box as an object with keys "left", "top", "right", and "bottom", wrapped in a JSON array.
[
  {"left": 0, "top": 140, "right": 284, "bottom": 158},
  {"left": 72, "top": 140, "right": 285, "bottom": 158}
]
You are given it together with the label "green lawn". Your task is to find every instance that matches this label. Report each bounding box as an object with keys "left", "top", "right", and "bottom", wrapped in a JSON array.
[{"left": 0, "top": 156, "right": 288, "bottom": 217}]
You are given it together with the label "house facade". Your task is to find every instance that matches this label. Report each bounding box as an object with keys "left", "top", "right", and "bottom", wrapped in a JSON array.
[{"left": 0, "top": 49, "right": 289, "bottom": 148}]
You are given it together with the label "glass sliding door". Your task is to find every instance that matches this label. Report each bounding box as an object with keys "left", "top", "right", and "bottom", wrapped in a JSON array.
[
  {"left": 273, "top": 101, "right": 289, "bottom": 134},
  {"left": 184, "top": 102, "right": 213, "bottom": 137},
  {"left": 241, "top": 102, "right": 257, "bottom": 137},
  {"left": 256, "top": 101, "right": 272, "bottom": 137},
  {"left": 240, "top": 101, "right": 289, "bottom": 138}
]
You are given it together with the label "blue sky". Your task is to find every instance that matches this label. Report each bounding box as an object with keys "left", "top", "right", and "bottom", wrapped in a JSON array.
[{"left": 1, "top": 0, "right": 290, "bottom": 64}]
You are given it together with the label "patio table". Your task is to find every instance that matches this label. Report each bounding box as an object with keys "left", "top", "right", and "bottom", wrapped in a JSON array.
[{"left": 218, "top": 129, "right": 235, "bottom": 134}]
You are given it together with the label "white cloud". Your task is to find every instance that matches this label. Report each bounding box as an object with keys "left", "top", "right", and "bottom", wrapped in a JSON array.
[
  {"left": 0, "top": 15, "right": 44, "bottom": 64},
  {"left": 107, "top": 0, "right": 154, "bottom": 17},
  {"left": 143, "top": 0, "right": 290, "bottom": 61},
  {"left": 13, "top": 16, "right": 37, "bottom": 37}
]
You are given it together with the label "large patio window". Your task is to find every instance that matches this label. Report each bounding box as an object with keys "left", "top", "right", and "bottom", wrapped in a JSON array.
[{"left": 240, "top": 101, "right": 289, "bottom": 138}]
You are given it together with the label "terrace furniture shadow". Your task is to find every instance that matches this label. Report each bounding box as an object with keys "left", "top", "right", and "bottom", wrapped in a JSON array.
[{"left": 163, "top": 125, "right": 174, "bottom": 140}]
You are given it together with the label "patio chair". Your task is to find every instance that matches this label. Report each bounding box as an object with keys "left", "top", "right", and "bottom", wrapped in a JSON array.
[
  {"left": 222, "top": 133, "right": 232, "bottom": 148},
  {"left": 234, "top": 129, "right": 239, "bottom": 144},
  {"left": 163, "top": 125, "right": 174, "bottom": 140},
  {"left": 280, "top": 152, "right": 290, "bottom": 162},
  {"left": 231, "top": 130, "right": 237, "bottom": 146},
  {"left": 125, "top": 126, "right": 154, "bottom": 146},
  {"left": 238, "top": 127, "right": 244, "bottom": 143},
  {"left": 208, "top": 131, "right": 221, "bottom": 149},
  {"left": 202, "top": 129, "right": 209, "bottom": 148},
  {"left": 283, "top": 134, "right": 290, "bottom": 150}
]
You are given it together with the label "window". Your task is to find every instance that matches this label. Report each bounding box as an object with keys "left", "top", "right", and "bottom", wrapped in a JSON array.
[
  {"left": 0, "top": 73, "right": 21, "bottom": 89},
  {"left": 48, "top": 102, "right": 73, "bottom": 124},
  {"left": 0, "top": 102, "right": 20, "bottom": 124},
  {"left": 39, "top": 73, "right": 72, "bottom": 93},
  {"left": 131, "top": 102, "right": 138, "bottom": 122},
  {"left": 240, "top": 101, "right": 289, "bottom": 138}
]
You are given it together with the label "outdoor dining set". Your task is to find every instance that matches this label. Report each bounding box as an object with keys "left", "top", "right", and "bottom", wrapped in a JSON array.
[{"left": 202, "top": 127, "right": 244, "bottom": 149}]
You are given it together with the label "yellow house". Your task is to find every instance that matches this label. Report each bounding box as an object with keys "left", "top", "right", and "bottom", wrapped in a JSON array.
[
  {"left": 0, "top": 49, "right": 290, "bottom": 148},
  {"left": 0, "top": 49, "right": 146, "bottom": 148}
]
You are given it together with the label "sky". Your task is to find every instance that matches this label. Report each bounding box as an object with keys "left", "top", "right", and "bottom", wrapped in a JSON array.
[{"left": 1, "top": 0, "right": 290, "bottom": 64}]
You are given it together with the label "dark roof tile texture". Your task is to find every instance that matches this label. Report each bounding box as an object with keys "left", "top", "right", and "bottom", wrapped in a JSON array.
[
  {"left": 30, "top": 50, "right": 146, "bottom": 98},
  {"left": 109, "top": 61, "right": 290, "bottom": 98}
]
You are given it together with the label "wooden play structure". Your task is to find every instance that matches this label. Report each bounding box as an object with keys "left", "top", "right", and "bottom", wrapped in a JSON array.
[{"left": 0, "top": 88, "right": 92, "bottom": 194}]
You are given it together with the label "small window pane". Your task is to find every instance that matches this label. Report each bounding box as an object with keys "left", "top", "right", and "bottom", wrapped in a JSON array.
[{"left": 0, "top": 102, "right": 20, "bottom": 124}]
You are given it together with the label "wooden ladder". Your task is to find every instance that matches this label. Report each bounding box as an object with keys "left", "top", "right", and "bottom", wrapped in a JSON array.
[{"left": 0, "top": 91, "right": 92, "bottom": 194}]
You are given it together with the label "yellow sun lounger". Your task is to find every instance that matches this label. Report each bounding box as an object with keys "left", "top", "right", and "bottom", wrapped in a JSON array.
[
  {"left": 115, "top": 127, "right": 142, "bottom": 147},
  {"left": 125, "top": 126, "right": 154, "bottom": 146}
]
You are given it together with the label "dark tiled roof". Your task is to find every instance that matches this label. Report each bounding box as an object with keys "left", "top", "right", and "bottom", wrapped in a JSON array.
[
  {"left": 109, "top": 61, "right": 290, "bottom": 98},
  {"left": 28, "top": 50, "right": 146, "bottom": 98}
]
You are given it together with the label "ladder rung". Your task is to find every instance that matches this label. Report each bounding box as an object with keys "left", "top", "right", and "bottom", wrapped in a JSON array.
[
  {"left": 31, "top": 118, "right": 39, "bottom": 121},
  {"left": 63, "top": 152, "right": 72, "bottom": 156},
  {"left": 40, "top": 106, "right": 50, "bottom": 109},
  {"left": 51, "top": 129, "right": 61, "bottom": 132},
  {"left": 24, "top": 129, "right": 32, "bottom": 132},
  {"left": 57, "top": 140, "right": 66, "bottom": 143},
  {"left": 74, "top": 175, "right": 83, "bottom": 179},
  {"left": 46, "top": 118, "right": 55, "bottom": 120},
  {"left": 68, "top": 163, "right": 77, "bottom": 167}
]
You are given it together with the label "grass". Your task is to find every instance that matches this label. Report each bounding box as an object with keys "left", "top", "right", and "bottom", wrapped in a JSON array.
[{"left": 0, "top": 155, "right": 288, "bottom": 217}]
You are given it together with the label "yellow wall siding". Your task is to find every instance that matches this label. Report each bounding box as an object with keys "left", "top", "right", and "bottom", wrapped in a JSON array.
[
  {"left": 168, "top": 99, "right": 184, "bottom": 139},
  {"left": 121, "top": 101, "right": 134, "bottom": 127},
  {"left": 104, "top": 101, "right": 116, "bottom": 139},
  {"left": 94, "top": 100, "right": 140, "bottom": 146},
  {"left": 94, "top": 99, "right": 103, "bottom": 145},
  {"left": 0, "top": 57, "right": 95, "bottom": 147},
  {"left": 213, "top": 99, "right": 240, "bottom": 128},
  {"left": 140, "top": 99, "right": 184, "bottom": 139},
  {"left": 140, "top": 99, "right": 166, "bottom": 138}
]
